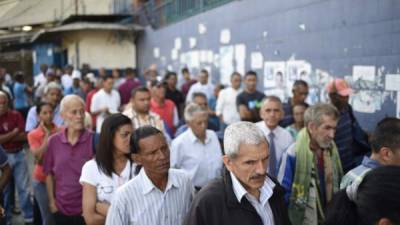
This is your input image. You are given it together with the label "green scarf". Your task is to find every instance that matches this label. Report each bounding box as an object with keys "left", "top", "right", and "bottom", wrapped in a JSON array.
[{"left": 288, "top": 128, "right": 343, "bottom": 225}]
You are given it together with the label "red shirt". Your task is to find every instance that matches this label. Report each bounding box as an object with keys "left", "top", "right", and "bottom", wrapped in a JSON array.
[
  {"left": 150, "top": 99, "right": 176, "bottom": 133},
  {"left": 0, "top": 110, "right": 25, "bottom": 152},
  {"left": 85, "top": 88, "right": 98, "bottom": 127},
  {"left": 27, "top": 124, "right": 58, "bottom": 182}
]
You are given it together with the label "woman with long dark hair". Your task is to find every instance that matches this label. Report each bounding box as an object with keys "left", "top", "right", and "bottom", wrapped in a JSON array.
[
  {"left": 80, "top": 114, "right": 135, "bottom": 225},
  {"left": 324, "top": 166, "right": 400, "bottom": 225}
]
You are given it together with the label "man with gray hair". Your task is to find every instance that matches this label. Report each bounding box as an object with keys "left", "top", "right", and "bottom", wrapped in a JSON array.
[
  {"left": 26, "top": 81, "right": 63, "bottom": 132},
  {"left": 171, "top": 102, "right": 222, "bottom": 190},
  {"left": 43, "top": 95, "right": 94, "bottom": 225},
  {"left": 184, "top": 121, "right": 290, "bottom": 225},
  {"left": 278, "top": 103, "right": 343, "bottom": 225}
]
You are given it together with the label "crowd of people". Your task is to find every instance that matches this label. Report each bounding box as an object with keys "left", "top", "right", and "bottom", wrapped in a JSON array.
[{"left": 0, "top": 64, "right": 398, "bottom": 225}]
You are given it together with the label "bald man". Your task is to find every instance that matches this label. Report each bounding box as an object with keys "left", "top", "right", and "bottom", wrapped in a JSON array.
[{"left": 43, "top": 95, "right": 94, "bottom": 225}]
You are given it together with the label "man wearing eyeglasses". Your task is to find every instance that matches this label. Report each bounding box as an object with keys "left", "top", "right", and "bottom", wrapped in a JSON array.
[{"left": 326, "top": 79, "right": 370, "bottom": 173}]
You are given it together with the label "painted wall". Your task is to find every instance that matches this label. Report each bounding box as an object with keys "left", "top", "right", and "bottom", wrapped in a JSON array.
[
  {"left": 136, "top": 0, "right": 400, "bottom": 131},
  {"left": 62, "top": 30, "right": 137, "bottom": 69}
]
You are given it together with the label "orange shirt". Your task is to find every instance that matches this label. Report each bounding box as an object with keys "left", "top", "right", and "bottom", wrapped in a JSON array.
[{"left": 27, "top": 124, "right": 58, "bottom": 182}]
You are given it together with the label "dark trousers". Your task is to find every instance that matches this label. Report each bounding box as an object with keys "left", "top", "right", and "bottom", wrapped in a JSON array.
[{"left": 53, "top": 212, "right": 85, "bottom": 225}]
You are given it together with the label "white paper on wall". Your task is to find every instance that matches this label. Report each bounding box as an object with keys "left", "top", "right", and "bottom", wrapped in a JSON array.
[
  {"left": 250, "top": 52, "right": 263, "bottom": 70},
  {"left": 352, "top": 65, "right": 376, "bottom": 81},
  {"left": 385, "top": 74, "right": 400, "bottom": 91},
  {"left": 219, "top": 46, "right": 235, "bottom": 85},
  {"left": 220, "top": 29, "right": 231, "bottom": 44}
]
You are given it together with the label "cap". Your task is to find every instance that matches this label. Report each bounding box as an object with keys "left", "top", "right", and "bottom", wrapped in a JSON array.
[{"left": 326, "top": 79, "right": 353, "bottom": 96}]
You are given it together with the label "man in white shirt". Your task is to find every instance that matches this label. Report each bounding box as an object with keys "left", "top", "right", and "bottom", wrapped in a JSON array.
[
  {"left": 106, "top": 126, "right": 193, "bottom": 225},
  {"left": 186, "top": 69, "right": 214, "bottom": 103},
  {"left": 171, "top": 103, "right": 223, "bottom": 189},
  {"left": 61, "top": 65, "right": 74, "bottom": 91},
  {"left": 256, "top": 96, "right": 294, "bottom": 178},
  {"left": 90, "top": 75, "right": 121, "bottom": 132},
  {"left": 34, "top": 64, "right": 48, "bottom": 89},
  {"left": 216, "top": 72, "right": 242, "bottom": 126},
  {"left": 183, "top": 122, "right": 290, "bottom": 225}
]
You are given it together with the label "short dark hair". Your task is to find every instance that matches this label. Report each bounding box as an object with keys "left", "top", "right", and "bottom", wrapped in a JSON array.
[
  {"left": 192, "top": 92, "right": 207, "bottom": 100},
  {"left": 231, "top": 72, "right": 241, "bottom": 79},
  {"left": 181, "top": 68, "right": 189, "bottom": 74},
  {"left": 164, "top": 71, "right": 177, "bottom": 81},
  {"left": 245, "top": 70, "right": 257, "bottom": 78},
  {"left": 371, "top": 117, "right": 400, "bottom": 153},
  {"left": 292, "top": 102, "right": 309, "bottom": 111},
  {"left": 131, "top": 86, "right": 150, "bottom": 98},
  {"left": 125, "top": 67, "right": 135, "bottom": 77},
  {"left": 130, "top": 126, "right": 163, "bottom": 154},
  {"left": 36, "top": 102, "right": 54, "bottom": 115},
  {"left": 293, "top": 80, "right": 309, "bottom": 89},
  {"left": 200, "top": 69, "right": 208, "bottom": 75},
  {"left": 325, "top": 166, "right": 400, "bottom": 225},
  {"left": 96, "top": 113, "right": 132, "bottom": 177},
  {"left": 103, "top": 74, "right": 113, "bottom": 81}
]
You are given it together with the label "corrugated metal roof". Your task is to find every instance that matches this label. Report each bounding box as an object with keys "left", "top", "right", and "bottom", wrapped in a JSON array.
[{"left": 0, "top": 0, "right": 18, "bottom": 18}]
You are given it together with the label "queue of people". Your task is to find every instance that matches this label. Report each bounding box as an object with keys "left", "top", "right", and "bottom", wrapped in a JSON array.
[{"left": 0, "top": 64, "right": 398, "bottom": 225}]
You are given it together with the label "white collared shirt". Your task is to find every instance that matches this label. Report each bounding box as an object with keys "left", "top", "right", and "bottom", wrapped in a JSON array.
[
  {"left": 90, "top": 89, "right": 121, "bottom": 133},
  {"left": 255, "top": 122, "right": 294, "bottom": 173},
  {"left": 230, "top": 172, "right": 276, "bottom": 225},
  {"left": 215, "top": 87, "right": 242, "bottom": 125},
  {"left": 185, "top": 82, "right": 214, "bottom": 103},
  {"left": 106, "top": 168, "right": 194, "bottom": 225},
  {"left": 171, "top": 128, "right": 223, "bottom": 187}
]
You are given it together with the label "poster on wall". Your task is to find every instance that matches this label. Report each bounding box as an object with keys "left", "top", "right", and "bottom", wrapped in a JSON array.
[
  {"left": 263, "top": 61, "right": 286, "bottom": 88},
  {"left": 352, "top": 65, "right": 376, "bottom": 82},
  {"left": 250, "top": 52, "right": 263, "bottom": 70},
  {"left": 235, "top": 44, "right": 246, "bottom": 75},
  {"left": 219, "top": 46, "right": 235, "bottom": 85}
]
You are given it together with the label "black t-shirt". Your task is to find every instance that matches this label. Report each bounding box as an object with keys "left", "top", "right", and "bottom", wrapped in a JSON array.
[
  {"left": 236, "top": 90, "right": 265, "bottom": 122},
  {"left": 166, "top": 88, "right": 185, "bottom": 118}
]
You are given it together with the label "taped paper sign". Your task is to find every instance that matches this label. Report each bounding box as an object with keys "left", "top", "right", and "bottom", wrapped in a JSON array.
[
  {"left": 220, "top": 29, "right": 231, "bottom": 44},
  {"left": 250, "top": 52, "right": 263, "bottom": 70},
  {"left": 353, "top": 65, "right": 375, "bottom": 82},
  {"left": 153, "top": 47, "right": 160, "bottom": 58},
  {"left": 219, "top": 46, "right": 235, "bottom": 85},
  {"left": 264, "top": 61, "right": 286, "bottom": 88},
  {"left": 385, "top": 74, "right": 400, "bottom": 91}
]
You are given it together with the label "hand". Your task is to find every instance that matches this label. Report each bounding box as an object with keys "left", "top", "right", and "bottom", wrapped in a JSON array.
[
  {"left": 96, "top": 202, "right": 110, "bottom": 216},
  {"left": 40, "top": 122, "right": 50, "bottom": 136},
  {"left": 12, "top": 127, "right": 19, "bottom": 134},
  {"left": 49, "top": 201, "right": 58, "bottom": 213},
  {"left": 0, "top": 206, "right": 4, "bottom": 218}
]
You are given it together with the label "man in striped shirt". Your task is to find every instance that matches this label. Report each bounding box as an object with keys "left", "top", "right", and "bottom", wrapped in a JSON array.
[
  {"left": 340, "top": 117, "right": 400, "bottom": 189},
  {"left": 106, "top": 126, "right": 193, "bottom": 225}
]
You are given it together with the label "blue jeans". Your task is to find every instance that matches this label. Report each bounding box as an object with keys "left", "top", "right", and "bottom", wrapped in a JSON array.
[
  {"left": 3, "top": 150, "right": 33, "bottom": 224},
  {"left": 33, "top": 180, "right": 55, "bottom": 225}
]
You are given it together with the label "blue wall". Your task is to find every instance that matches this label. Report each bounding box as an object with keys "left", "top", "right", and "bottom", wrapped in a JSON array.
[
  {"left": 33, "top": 43, "right": 65, "bottom": 75},
  {"left": 136, "top": 0, "right": 400, "bottom": 131}
]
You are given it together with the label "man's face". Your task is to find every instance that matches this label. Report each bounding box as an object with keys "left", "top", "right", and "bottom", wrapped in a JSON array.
[
  {"left": 309, "top": 115, "right": 337, "bottom": 149},
  {"left": 46, "top": 88, "right": 61, "bottom": 105},
  {"left": 193, "top": 96, "right": 208, "bottom": 109},
  {"left": 245, "top": 75, "right": 257, "bottom": 92},
  {"left": 0, "top": 95, "right": 8, "bottom": 115},
  {"left": 133, "top": 91, "right": 151, "bottom": 113},
  {"left": 293, "top": 105, "right": 306, "bottom": 124},
  {"left": 103, "top": 78, "right": 114, "bottom": 92},
  {"left": 260, "top": 100, "right": 283, "bottom": 129},
  {"left": 199, "top": 72, "right": 208, "bottom": 85},
  {"left": 62, "top": 99, "right": 85, "bottom": 131},
  {"left": 231, "top": 75, "right": 242, "bottom": 89},
  {"left": 329, "top": 93, "right": 349, "bottom": 111},
  {"left": 187, "top": 112, "right": 208, "bottom": 139},
  {"left": 183, "top": 72, "right": 190, "bottom": 80},
  {"left": 167, "top": 75, "right": 177, "bottom": 87},
  {"left": 135, "top": 133, "right": 170, "bottom": 176},
  {"left": 224, "top": 141, "right": 269, "bottom": 194},
  {"left": 292, "top": 85, "right": 309, "bottom": 104}
]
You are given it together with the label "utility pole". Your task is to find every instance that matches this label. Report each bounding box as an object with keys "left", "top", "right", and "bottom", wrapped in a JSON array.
[{"left": 75, "top": 0, "right": 78, "bottom": 14}]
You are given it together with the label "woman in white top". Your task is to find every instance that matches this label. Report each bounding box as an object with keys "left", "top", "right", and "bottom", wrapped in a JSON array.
[{"left": 80, "top": 114, "right": 135, "bottom": 225}]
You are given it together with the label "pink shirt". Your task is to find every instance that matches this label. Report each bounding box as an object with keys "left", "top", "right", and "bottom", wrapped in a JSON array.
[{"left": 43, "top": 128, "right": 94, "bottom": 216}]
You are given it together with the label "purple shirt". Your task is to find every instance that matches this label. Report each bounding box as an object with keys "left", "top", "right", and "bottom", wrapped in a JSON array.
[
  {"left": 43, "top": 128, "right": 94, "bottom": 216},
  {"left": 118, "top": 78, "right": 141, "bottom": 105}
]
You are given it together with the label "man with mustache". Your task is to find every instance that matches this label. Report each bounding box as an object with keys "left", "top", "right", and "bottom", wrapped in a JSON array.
[
  {"left": 184, "top": 122, "right": 290, "bottom": 225},
  {"left": 278, "top": 103, "right": 343, "bottom": 225},
  {"left": 106, "top": 126, "right": 193, "bottom": 225}
]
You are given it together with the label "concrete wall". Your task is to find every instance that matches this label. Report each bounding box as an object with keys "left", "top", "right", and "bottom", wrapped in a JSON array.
[
  {"left": 62, "top": 30, "right": 136, "bottom": 69},
  {"left": 136, "top": 0, "right": 400, "bottom": 131}
]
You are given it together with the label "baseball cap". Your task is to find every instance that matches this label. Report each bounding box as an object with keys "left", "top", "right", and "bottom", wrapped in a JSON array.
[{"left": 326, "top": 79, "right": 353, "bottom": 96}]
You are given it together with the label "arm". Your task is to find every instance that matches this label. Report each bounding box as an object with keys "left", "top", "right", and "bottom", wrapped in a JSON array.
[
  {"left": 10, "top": 132, "right": 27, "bottom": 142},
  {"left": 0, "top": 164, "right": 11, "bottom": 191},
  {"left": 82, "top": 183, "right": 106, "bottom": 225},
  {"left": 238, "top": 105, "right": 252, "bottom": 120},
  {"left": 0, "top": 128, "right": 19, "bottom": 144},
  {"left": 46, "top": 174, "right": 58, "bottom": 213}
]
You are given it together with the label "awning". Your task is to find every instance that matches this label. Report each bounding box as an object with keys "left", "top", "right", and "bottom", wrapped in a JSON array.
[{"left": 31, "top": 22, "right": 144, "bottom": 42}]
